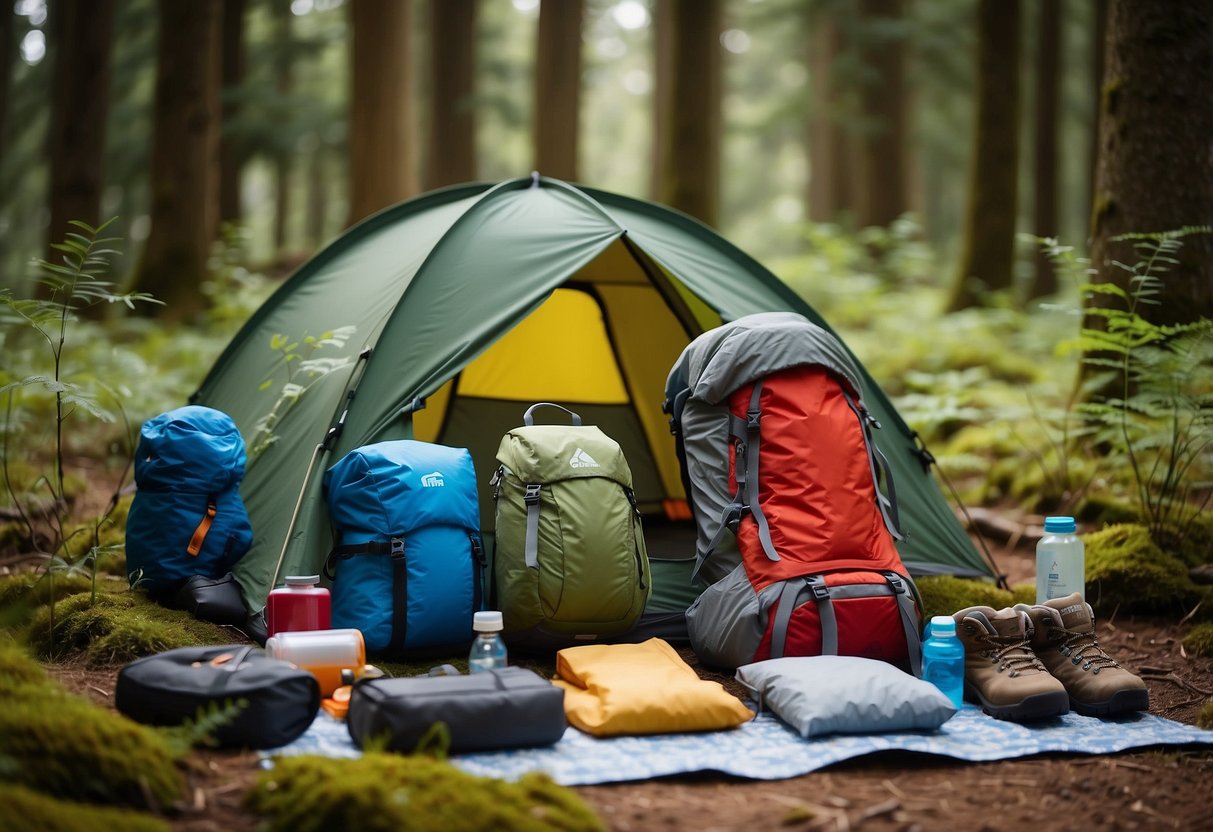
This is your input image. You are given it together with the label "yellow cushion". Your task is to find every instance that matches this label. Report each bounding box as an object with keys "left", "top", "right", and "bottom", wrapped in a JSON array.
[{"left": 553, "top": 638, "right": 753, "bottom": 737}]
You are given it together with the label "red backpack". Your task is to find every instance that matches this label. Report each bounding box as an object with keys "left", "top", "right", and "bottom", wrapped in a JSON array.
[{"left": 665, "top": 313, "right": 922, "bottom": 672}]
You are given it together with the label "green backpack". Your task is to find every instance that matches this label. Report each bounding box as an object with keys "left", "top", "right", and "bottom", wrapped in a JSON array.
[{"left": 490, "top": 403, "right": 651, "bottom": 648}]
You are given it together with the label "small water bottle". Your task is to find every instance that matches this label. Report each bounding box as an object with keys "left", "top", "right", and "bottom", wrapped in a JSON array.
[
  {"left": 921, "top": 615, "right": 965, "bottom": 709},
  {"left": 1036, "top": 516, "right": 1085, "bottom": 604},
  {"left": 468, "top": 610, "right": 508, "bottom": 673}
]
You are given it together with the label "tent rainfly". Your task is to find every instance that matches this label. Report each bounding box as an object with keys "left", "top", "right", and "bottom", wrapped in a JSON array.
[{"left": 192, "top": 175, "right": 997, "bottom": 620}]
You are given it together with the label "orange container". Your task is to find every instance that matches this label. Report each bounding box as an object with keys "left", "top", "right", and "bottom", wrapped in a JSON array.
[{"left": 265, "top": 628, "right": 365, "bottom": 697}]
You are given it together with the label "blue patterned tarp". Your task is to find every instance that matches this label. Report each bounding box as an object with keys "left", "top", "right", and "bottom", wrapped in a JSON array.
[{"left": 264, "top": 705, "right": 1213, "bottom": 786}]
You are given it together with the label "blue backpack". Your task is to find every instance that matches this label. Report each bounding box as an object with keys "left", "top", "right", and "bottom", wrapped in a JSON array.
[
  {"left": 126, "top": 406, "right": 253, "bottom": 597},
  {"left": 323, "top": 440, "right": 485, "bottom": 655}
]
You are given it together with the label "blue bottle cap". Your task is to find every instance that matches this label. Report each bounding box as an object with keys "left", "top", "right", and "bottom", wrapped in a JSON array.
[
  {"left": 1043, "top": 516, "right": 1077, "bottom": 534},
  {"left": 929, "top": 615, "right": 956, "bottom": 636}
]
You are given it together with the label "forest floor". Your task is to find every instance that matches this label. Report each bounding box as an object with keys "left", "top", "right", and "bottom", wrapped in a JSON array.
[{"left": 43, "top": 539, "right": 1213, "bottom": 832}]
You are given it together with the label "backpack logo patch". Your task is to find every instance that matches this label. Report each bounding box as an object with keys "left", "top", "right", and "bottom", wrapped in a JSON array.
[
  {"left": 569, "top": 448, "right": 600, "bottom": 469},
  {"left": 421, "top": 471, "right": 445, "bottom": 487}
]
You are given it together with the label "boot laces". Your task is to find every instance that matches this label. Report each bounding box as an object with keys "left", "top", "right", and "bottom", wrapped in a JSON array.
[
  {"left": 983, "top": 634, "right": 1045, "bottom": 677},
  {"left": 1053, "top": 626, "right": 1119, "bottom": 673}
]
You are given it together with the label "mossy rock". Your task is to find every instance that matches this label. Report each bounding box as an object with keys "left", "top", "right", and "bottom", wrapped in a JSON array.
[
  {"left": 0, "top": 637, "right": 52, "bottom": 695},
  {"left": 1183, "top": 623, "right": 1213, "bottom": 659},
  {"left": 916, "top": 576, "right": 1014, "bottom": 621},
  {"left": 248, "top": 753, "right": 604, "bottom": 832},
  {"left": 1084, "top": 524, "right": 1199, "bottom": 615},
  {"left": 0, "top": 681, "right": 182, "bottom": 808},
  {"left": 0, "top": 784, "right": 169, "bottom": 832},
  {"left": 1198, "top": 700, "right": 1213, "bottom": 731},
  {"left": 1074, "top": 494, "right": 1139, "bottom": 527},
  {"left": 1160, "top": 513, "right": 1213, "bottom": 569},
  {"left": 1008, "top": 582, "right": 1035, "bottom": 607},
  {"left": 25, "top": 590, "right": 235, "bottom": 664},
  {"left": 0, "top": 577, "right": 94, "bottom": 635}
]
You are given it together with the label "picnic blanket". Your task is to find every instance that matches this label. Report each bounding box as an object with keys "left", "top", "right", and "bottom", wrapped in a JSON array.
[{"left": 265, "top": 704, "right": 1213, "bottom": 786}]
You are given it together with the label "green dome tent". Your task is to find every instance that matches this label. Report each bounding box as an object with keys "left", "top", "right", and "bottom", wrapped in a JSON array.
[{"left": 192, "top": 175, "right": 997, "bottom": 621}]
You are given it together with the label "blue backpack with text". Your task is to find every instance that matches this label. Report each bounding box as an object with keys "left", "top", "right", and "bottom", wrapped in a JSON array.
[{"left": 323, "top": 440, "right": 485, "bottom": 655}]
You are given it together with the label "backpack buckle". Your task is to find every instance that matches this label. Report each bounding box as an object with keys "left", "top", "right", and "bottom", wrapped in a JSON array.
[
  {"left": 886, "top": 573, "right": 906, "bottom": 595},
  {"left": 806, "top": 575, "right": 831, "bottom": 600},
  {"left": 389, "top": 537, "right": 405, "bottom": 559},
  {"left": 746, "top": 409, "right": 760, "bottom": 430},
  {"left": 524, "top": 483, "right": 542, "bottom": 504}
]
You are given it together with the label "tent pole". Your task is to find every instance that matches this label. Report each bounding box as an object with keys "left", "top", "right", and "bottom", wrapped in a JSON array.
[{"left": 269, "top": 347, "right": 375, "bottom": 590}]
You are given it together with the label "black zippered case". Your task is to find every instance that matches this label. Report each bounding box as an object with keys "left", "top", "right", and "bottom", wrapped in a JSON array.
[
  {"left": 347, "top": 667, "right": 566, "bottom": 754},
  {"left": 116, "top": 645, "right": 320, "bottom": 749}
]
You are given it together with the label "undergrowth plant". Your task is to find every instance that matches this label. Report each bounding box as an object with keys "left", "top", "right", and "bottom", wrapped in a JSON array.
[
  {"left": 0, "top": 219, "right": 160, "bottom": 620},
  {"left": 248, "top": 325, "right": 358, "bottom": 460},
  {"left": 1048, "top": 228, "right": 1212, "bottom": 550}
]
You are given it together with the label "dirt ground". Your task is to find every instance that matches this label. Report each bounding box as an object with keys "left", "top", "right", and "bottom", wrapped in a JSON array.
[{"left": 43, "top": 543, "right": 1213, "bottom": 832}]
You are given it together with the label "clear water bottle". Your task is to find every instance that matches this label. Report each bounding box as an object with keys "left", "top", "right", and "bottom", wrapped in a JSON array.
[
  {"left": 1036, "top": 516, "right": 1085, "bottom": 604},
  {"left": 921, "top": 615, "right": 965, "bottom": 709},
  {"left": 468, "top": 610, "right": 508, "bottom": 673}
]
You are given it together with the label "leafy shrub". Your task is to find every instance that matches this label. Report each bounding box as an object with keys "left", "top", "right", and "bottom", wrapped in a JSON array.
[
  {"left": 248, "top": 753, "right": 605, "bottom": 832},
  {"left": 0, "top": 785, "right": 169, "bottom": 832}
]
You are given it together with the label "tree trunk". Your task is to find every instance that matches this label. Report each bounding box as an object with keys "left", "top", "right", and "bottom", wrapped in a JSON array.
[
  {"left": 131, "top": 0, "right": 222, "bottom": 320},
  {"left": 348, "top": 0, "right": 415, "bottom": 226},
  {"left": 218, "top": 0, "right": 246, "bottom": 227},
  {"left": 1087, "top": 0, "right": 1108, "bottom": 239},
  {"left": 426, "top": 0, "right": 477, "bottom": 189},
  {"left": 533, "top": 0, "right": 582, "bottom": 181},
  {"left": 1088, "top": 0, "right": 1213, "bottom": 326},
  {"left": 650, "top": 0, "right": 674, "bottom": 200},
  {"left": 306, "top": 147, "right": 328, "bottom": 247},
  {"left": 946, "top": 0, "right": 1022, "bottom": 312},
  {"left": 1027, "top": 0, "right": 1061, "bottom": 300},
  {"left": 0, "top": 3, "right": 14, "bottom": 170},
  {"left": 47, "top": 0, "right": 115, "bottom": 266},
  {"left": 856, "top": 0, "right": 907, "bottom": 229},
  {"left": 272, "top": 0, "right": 293, "bottom": 254},
  {"left": 657, "top": 0, "right": 722, "bottom": 227},
  {"left": 807, "top": 8, "right": 840, "bottom": 223}
]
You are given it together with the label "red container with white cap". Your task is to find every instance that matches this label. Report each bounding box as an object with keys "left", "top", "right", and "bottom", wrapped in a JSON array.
[{"left": 266, "top": 575, "right": 331, "bottom": 638}]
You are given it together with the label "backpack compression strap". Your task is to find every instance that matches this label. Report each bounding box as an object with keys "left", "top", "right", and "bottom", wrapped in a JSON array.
[
  {"left": 840, "top": 391, "right": 904, "bottom": 541},
  {"left": 768, "top": 571, "right": 922, "bottom": 676},
  {"left": 522, "top": 484, "right": 647, "bottom": 590},
  {"left": 186, "top": 498, "right": 218, "bottom": 557},
  {"left": 328, "top": 533, "right": 487, "bottom": 652},
  {"left": 693, "top": 381, "right": 780, "bottom": 583}
]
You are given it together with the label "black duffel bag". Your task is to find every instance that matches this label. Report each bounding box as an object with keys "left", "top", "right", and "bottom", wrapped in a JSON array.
[
  {"left": 116, "top": 645, "right": 320, "bottom": 749},
  {"left": 348, "top": 667, "right": 566, "bottom": 754}
]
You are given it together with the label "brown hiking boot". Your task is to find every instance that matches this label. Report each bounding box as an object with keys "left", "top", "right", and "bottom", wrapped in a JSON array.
[
  {"left": 952, "top": 606, "right": 1070, "bottom": 721},
  {"left": 1015, "top": 593, "right": 1150, "bottom": 717}
]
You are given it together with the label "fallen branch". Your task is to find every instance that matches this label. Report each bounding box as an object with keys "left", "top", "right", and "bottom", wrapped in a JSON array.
[{"left": 1140, "top": 670, "right": 1213, "bottom": 697}]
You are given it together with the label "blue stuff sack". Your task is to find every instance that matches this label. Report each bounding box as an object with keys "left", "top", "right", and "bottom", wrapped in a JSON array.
[
  {"left": 125, "top": 406, "right": 253, "bottom": 598},
  {"left": 323, "top": 440, "right": 485, "bottom": 655}
]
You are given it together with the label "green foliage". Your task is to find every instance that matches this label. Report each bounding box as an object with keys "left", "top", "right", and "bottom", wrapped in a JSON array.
[
  {"left": 1083, "top": 524, "right": 1199, "bottom": 615},
  {"left": 248, "top": 324, "right": 358, "bottom": 460},
  {"left": 1182, "top": 623, "right": 1213, "bottom": 659},
  {"left": 25, "top": 590, "right": 232, "bottom": 664},
  {"left": 1053, "top": 230, "right": 1213, "bottom": 553},
  {"left": 247, "top": 753, "right": 605, "bottom": 832},
  {"left": 0, "top": 637, "right": 52, "bottom": 695},
  {"left": 0, "top": 220, "right": 152, "bottom": 593},
  {"left": 0, "top": 785, "right": 170, "bottom": 832},
  {"left": 916, "top": 576, "right": 1014, "bottom": 621},
  {"left": 159, "top": 698, "right": 250, "bottom": 757}
]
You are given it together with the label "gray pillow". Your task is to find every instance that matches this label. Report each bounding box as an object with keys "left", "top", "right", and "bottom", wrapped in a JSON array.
[{"left": 735, "top": 655, "right": 957, "bottom": 738}]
